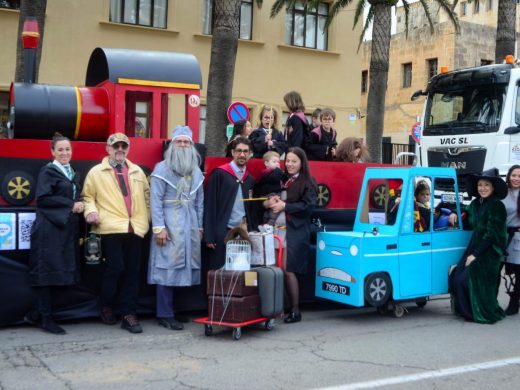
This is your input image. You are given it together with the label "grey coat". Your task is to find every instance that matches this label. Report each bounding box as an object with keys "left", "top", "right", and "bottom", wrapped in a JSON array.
[{"left": 148, "top": 161, "right": 204, "bottom": 286}]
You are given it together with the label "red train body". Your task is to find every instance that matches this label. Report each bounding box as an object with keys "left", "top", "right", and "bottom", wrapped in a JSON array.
[{"left": 0, "top": 20, "right": 388, "bottom": 325}]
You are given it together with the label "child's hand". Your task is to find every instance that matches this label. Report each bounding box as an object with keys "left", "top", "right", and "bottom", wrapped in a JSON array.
[{"left": 270, "top": 198, "right": 285, "bottom": 213}]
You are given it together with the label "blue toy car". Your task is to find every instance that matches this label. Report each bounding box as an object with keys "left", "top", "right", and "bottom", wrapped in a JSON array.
[{"left": 315, "top": 167, "right": 472, "bottom": 317}]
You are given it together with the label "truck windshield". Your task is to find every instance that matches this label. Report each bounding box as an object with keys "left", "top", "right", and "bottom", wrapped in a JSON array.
[{"left": 423, "top": 83, "right": 508, "bottom": 135}]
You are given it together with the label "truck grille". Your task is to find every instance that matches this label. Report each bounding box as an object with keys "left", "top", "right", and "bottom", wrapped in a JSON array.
[{"left": 427, "top": 147, "right": 486, "bottom": 191}]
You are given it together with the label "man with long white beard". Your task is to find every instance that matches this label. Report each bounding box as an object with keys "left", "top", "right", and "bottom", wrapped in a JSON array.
[{"left": 147, "top": 126, "right": 204, "bottom": 330}]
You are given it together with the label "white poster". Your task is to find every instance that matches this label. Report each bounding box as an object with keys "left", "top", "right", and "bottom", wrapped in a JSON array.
[
  {"left": 18, "top": 212, "right": 36, "bottom": 250},
  {"left": 0, "top": 213, "right": 16, "bottom": 250}
]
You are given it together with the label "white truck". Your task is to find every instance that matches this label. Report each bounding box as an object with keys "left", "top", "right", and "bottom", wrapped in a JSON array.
[{"left": 413, "top": 61, "right": 520, "bottom": 190}]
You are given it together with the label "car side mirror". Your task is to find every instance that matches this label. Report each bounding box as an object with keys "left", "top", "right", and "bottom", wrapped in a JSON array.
[
  {"left": 410, "top": 90, "right": 425, "bottom": 101},
  {"left": 504, "top": 126, "right": 520, "bottom": 135}
]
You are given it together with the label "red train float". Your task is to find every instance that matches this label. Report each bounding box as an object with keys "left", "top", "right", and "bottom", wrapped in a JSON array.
[{"left": 0, "top": 19, "right": 387, "bottom": 325}]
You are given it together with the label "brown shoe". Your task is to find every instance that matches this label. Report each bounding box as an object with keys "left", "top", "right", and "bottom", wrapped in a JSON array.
[
  {"left": 100, "top": 306, "right": 117, "bottom": 325},
  {"left": 121, "top": 314, "right": 143, "bottom": 334}
]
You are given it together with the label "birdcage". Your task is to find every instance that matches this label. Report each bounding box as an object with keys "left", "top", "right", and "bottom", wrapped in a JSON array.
[{"left": 225, "top": 239, "right": 251, "bottom": 271}]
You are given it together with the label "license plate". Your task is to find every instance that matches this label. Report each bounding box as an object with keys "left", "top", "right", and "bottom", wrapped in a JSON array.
[
  {"left": 322, "top": 281, "right": 350, "bottom": 296},
  {"left": 441, "top": 192, "right": 464, "bottom": 203}
]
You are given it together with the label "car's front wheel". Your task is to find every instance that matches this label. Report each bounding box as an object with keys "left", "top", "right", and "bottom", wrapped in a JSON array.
[{"left": 364, "top": 273, "right": 392, "bottom": 307}]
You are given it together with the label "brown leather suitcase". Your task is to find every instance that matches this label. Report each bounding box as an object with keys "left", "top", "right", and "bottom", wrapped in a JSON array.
[
  {"left": 207, "top": 269, "right": 258, "bottom": 297},
  {"left": 208, "top": 294, "right": 262, "bottom": 323}
]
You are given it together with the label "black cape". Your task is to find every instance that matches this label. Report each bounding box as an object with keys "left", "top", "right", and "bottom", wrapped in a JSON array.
[
  {"left": 285, "top": 177, "right": 317, "bottom": 274},
  {"left": 249, "top": 128, "right": 287, "bottom": 158},
  {"left": 29, "top": 163, "right": 82, "bottom": 286},
  {"left": 203, "top": 164, "right": 257, "bottom": 270}
]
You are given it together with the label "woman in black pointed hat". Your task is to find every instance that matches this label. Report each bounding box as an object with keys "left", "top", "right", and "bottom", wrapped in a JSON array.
[{"left": 450, "top": 168, "right": 507, "bottom": 324}]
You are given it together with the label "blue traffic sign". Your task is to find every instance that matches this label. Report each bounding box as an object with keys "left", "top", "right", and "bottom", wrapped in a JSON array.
[{"left": 227, "top": 102, "right": 250, "bottom": 124}]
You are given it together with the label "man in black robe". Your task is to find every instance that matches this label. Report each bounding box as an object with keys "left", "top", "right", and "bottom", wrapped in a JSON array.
[{"left": 203, "top": 137, "right": 257, "bottom": 270}]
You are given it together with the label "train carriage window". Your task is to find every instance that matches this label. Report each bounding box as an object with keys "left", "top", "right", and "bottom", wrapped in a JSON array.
[
  {"left": 199, "top": 105, "right": 207, "bottom": 144},
  {"left": 432, "top": 177, "right": 460, "bottom": 231},
  {"left": 163, "top": 94, "right": 187, "bottom": 138},
  {"left": 125, "top": 91, "right": 151, "bottom": 138}
]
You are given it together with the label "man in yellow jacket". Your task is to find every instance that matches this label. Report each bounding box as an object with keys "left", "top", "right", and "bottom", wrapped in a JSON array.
[{"left": 82, "top": 133, "right": 150, "bottom": 333}]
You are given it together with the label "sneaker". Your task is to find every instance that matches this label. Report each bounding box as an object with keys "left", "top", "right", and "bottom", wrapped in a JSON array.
[
  {"left": 121, "top": 314, "right": 143, "bottom": 334},
  {"left": 41, "top": 318, "right": 66, "bottom": 335},
  {"left": 100, "top": 306, "right": 118, "bottom": 325},
  {"left": 158, "top": 317, "right": 184, "bottom": 331},
  {"left": 283, "top": 312, "right": 302, "bottom": 324}
]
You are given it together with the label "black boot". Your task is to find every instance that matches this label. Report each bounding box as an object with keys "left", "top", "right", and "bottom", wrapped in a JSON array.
[{"left": 41, "top": 317, "right": 66, "bottom": 335}]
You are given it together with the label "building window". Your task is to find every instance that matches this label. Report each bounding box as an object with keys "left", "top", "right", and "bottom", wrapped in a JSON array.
[
  {"left": 361, "top": 70, "right": 368, "bottom": 94},
  {"left": 0, "top": 0, "right": 19, "bottom": 9},
  {"left": 202, "top": 0, "right": 253, "bottom": 40},
  {"left": 460, "top": 2, "right": 468, "bottom": 16},
  {"left": 427, "top": 58, "right": 438, "bottom": 80},
  {"left": 474, "top": 0, "right": 480, "bottom": 13},
  {"left": 110, "top": 0, "right": 167, "bottom": 29},
  {"left": 481, "top": 59, "right": 493, "bottom": 65},
  {"left": 284, "top": 1, "right": 328, "bottom": 50},
  {"left": 487, "top": 0, "right": 493, "bottom": 10},
  {"left": 402, "top": 63, "right": 412, "bottom": 88}
]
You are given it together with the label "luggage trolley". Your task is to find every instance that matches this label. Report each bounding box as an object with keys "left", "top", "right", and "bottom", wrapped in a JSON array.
[{"left": 194, "top": 235, "right": 283, "bottom": 340}]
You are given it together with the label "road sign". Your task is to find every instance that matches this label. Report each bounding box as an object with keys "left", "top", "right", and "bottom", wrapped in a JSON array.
[
  {"left": 227, "top": 102, "right": 250, "bottom": 124},
  {"left": 226, "top": 124, "right": 234, "bottom": 140}
]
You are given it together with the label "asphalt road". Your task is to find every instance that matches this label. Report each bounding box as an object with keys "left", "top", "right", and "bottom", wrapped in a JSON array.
[{"left": 1, "top": 288, "right": 519, "bottom": 390}]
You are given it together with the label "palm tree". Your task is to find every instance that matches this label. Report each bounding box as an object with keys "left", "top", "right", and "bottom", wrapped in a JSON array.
[
  {"left": 15, "top": 0, "right": 47, "bottom": 83},
  {"left": 271, "top": 0, "right": 459, "bottom": 163},
  {"left": 495, "top": 0, "right": 516, "bottom": 63},
  {"left": 205, "top": 0, "right": 263, "bottom": 156}
]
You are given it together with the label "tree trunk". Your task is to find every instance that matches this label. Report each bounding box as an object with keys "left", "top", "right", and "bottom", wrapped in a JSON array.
[
  {"left": 495, "top": 0, "right": 516, "bottom": 64},
  {"left": 15, "top": 0, "right": 47, "bottom": 83},
  {"left": 365, "top": 1, "right": 392, "bottom": 163},
  {"left": 205, "top": 0, "right": 241, "bottom": 156}
]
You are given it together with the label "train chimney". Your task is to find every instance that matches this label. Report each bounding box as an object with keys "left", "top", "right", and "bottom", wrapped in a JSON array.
[{"left": 21, "top": 18, "right": 40, "bottom": 84}]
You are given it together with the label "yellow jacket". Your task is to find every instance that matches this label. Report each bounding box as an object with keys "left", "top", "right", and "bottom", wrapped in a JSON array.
[{"left": 82, "top": 157, "right": 150, "bottom": 237}]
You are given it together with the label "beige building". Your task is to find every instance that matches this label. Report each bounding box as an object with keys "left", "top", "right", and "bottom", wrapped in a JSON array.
[
  {"left": 0, "top": 0, "right": 363, "bottom": 142},
  {"left": 361, "top": 1, "right": 520, "bottom": 144}
]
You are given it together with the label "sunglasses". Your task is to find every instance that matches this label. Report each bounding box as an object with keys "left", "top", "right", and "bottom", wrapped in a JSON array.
[{"left": 111, "top": 143, "right": 128, "bottom": 150}]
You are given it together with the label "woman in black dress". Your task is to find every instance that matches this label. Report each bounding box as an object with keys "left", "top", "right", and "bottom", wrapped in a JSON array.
[
  {"left": 265, "top": 147, "right": 317, "bottom": 323},
  {"left": 29, "top": 133, "right": 84, "bottom": 334}
]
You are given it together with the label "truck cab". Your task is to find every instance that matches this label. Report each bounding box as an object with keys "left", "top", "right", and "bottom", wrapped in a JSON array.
[
  {"left": 315, "top": 167, "right": 472, "bottom": 316},
  {"left": 415, "top": 61, "right": 520, "bottom": 189}
]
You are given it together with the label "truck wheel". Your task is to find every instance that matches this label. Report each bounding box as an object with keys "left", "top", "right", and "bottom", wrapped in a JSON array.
[
  {"left": 1, "top": 170, "right": 36, "bottom": 206},
  {"left": 316, "top": 183, "right": 331, "bottom": 208},
  {"left": 364, "top": 273, "right": 392, "bottom": 307},
  {"left": 371, "top": 184, "right": 386, "bottom": 210}
]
